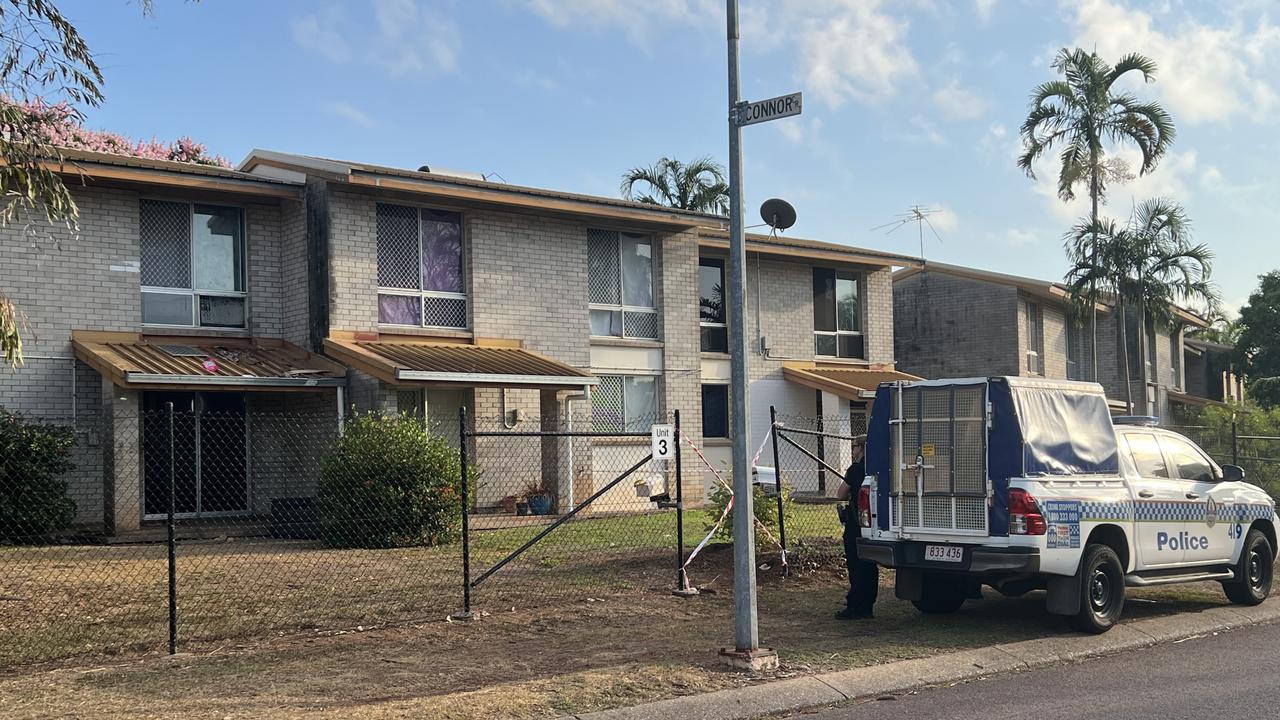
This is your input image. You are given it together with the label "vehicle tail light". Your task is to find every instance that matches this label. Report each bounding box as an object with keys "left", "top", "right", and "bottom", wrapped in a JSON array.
[
  {"left": 1008, "top": 488, "right": 1047, "bottom": 535},
  {"left": 856, "top": 485, "right": 872, "bottom": 528}
]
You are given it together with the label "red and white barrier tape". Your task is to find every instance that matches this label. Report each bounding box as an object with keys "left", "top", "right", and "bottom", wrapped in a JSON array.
[{"left": 677, "top": 427, "right": 787, "bottom": 583}]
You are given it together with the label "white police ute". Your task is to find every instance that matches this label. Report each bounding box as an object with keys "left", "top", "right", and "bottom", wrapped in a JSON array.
[{"left": 855, "top": 377, "right": 1275, "bottom": 633}]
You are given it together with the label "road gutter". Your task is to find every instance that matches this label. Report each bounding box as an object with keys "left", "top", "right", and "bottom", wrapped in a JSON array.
[{"left": 568, "top": 599, "right": 1280, "bottom": 720}]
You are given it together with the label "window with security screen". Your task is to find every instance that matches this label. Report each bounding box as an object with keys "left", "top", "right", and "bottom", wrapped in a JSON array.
[
  {"left": 376, "top": 203, "right": 467, "bottom": 329},
  {"left": 591, "top": 374, "right": 658, "bottom": 432},
  {"left": 588, "top": 229, "right": 658, "bottom": 340},
  {"left": 140, "top": 199, "right": 246, "bottom": 328}
]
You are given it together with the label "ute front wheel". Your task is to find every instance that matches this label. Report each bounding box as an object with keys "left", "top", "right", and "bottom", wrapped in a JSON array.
[{"left": 1224, "top": 528, "right": 1273, "bottom": 606}]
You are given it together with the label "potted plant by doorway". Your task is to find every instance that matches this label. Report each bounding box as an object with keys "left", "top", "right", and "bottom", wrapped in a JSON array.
[{"left": 524, "top": 480, "right": 553, "bottom": 516}]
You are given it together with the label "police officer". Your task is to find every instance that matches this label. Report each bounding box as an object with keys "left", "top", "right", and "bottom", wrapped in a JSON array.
[{"left": 835, "top": 435, "right": 879, "bottom": 619}]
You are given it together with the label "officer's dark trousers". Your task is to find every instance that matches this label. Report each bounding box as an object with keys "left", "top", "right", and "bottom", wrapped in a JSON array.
[{"left": 843, "top": 519, "right": 879, "bottom": 613}]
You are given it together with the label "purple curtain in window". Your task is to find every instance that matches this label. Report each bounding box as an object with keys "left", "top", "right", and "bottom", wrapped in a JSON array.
[
  {"left": 421, "top": 210, "right": 463, "bottom": 293},
  {"left": 378, "top": 294, "right": 421, "bottom": 325}
]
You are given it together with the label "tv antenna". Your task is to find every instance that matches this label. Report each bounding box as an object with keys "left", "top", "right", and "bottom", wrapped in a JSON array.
[{"left": 871, "top": 205, "right": 943, "bottom": 260}]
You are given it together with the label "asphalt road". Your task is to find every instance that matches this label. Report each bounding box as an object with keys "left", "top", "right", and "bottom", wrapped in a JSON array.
[{"left": 788, "top": 620, "right": 1280, "bottom": 720}]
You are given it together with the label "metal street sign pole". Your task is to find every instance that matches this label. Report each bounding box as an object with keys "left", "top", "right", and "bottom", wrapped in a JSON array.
[{"left": 725, "top": 0, "right": 758, "bottom": 656}]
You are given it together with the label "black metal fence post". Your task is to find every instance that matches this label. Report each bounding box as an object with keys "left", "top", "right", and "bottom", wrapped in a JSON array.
[
  {"left": 815, "top": 402, "right": 827, "bottom": 494},
  {"left": 674, "top": 410, "right": 686, "bottom": 591},
  {"left": 458, "top": 406, "right": 473, "bottom": 618},
  {"left": 770, "top": 406, "right": 788, "bottom": 576},
  {"left": 166, "top": 402, "right": 177, "bottom": 655}
]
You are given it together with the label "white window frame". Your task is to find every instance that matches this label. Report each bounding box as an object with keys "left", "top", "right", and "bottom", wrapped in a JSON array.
[
  {"left": 376, "top": 203, "right": 469, "bottom": 331},
  {"left": 588, "top": 229, "right": 658, "bottom": 340},
  {"left": 813, "top": 268, "right": 865, "bottom": 359},
  {"left": 591, "top": 372, "right": 660, "bottom": 432},
  {"left": 1024, "top": 300, "right": 1043, "bottom": 375},
  {"left": 698, "top": 256, "right": 728, "bottom": 353},
  {"left": 140, "top": 199, "right": 248, "bottom": 330},
  {"left": 1065, "top": 318, "right": 1082, "bottom": 380}
]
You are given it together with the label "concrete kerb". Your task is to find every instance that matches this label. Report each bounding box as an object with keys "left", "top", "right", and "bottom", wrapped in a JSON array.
[{"left": 567, "top": 600, "right": 1280, "bottom": 720}]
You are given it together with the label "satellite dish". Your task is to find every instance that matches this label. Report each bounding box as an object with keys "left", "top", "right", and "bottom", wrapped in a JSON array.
[{"left": 759, "top": 198, "right": 797, "bottom": 231}]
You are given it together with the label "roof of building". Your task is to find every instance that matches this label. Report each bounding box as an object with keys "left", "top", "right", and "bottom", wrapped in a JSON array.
[
  {"left": 697, "top": 227, "right": 921, "bottom": 268},
  {"left": 238, "top": 149, "right": 727, "bottom": 230},
  {"left": 43, "top": 148, "right": 302, "bottom": 200},
  {"left": 894, "top": 260, "right": 1080, "bottom": 306},
  {"left": 72, "top": 331, "right": 346, "bottom": 390},
  {"left": 781, "top": 362, "right": 921, "bottom": 400},
  {"left": 894, "top": 260, "right": 1210, "bottom": 326},
  {"left": 323, "top": 334, "right": 596, "bottom": 389}
]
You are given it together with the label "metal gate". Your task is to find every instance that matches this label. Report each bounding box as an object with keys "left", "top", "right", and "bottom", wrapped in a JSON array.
[{"left": 890, "top": 382, "right": 989, "bottom": 535}]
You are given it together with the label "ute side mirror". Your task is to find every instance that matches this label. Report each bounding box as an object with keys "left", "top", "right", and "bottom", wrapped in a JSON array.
[{"left": 1221, "top": 464, "right": 1246, "bottom": 482}]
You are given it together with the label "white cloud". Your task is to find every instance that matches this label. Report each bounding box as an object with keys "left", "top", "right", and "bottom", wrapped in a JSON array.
[
  {"left": 791, "top": 0, "right": 920, "bottom": 107},
  {"left": 775, "top": 117, "right": 824, "bottom": 144},
  {"left": 293, "top": 1, "right": 460, "bottom": 78},
  {"left": 896, "top": 114, "right": 945, "bottom": 145},
  {"left": 975, "top": 0, "right": 999, "bottom": 24},
  {"left": 1068, "top": 0, "right": 1280, "bottom": 124},
  {"left": 521, "top": 0, "right": 718, "bottom": 46},
  {"left": 932, "top": 79, "right": 987, "bottom": 120},
  {"left": 522, "top": 1, "right": 919, "bottom": 107},
  {"left": 929, "top": 205, "right": 959, "bottom": 233},
  {"left": 325, "top": 102, "right": 375, "bottom": 128},
  {"left": 291, "top": 7, "right": 351, "bottom": 64},
  {"left": 513, "top": 68, "right": 559, "bottom": 92},
  {"left": 1004, "top": 228, "right": 1038, "bottom": 247},
  {"left": 371, "top": 0, "right": 460, "bottom": 76},
  {"left": 1027, "top": 146, "right": 1200, "bottom": 222}
]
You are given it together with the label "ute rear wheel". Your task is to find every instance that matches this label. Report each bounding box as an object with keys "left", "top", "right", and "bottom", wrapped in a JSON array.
[
  {"left": 1223, "top": 528, "right": 1273, "bottom": 606},
  {"left": 1069, "top": 543, "right": 1124, "bottom": 634},
  {"left": 911, "top": 574, "right": 967, "bottom": 614}
]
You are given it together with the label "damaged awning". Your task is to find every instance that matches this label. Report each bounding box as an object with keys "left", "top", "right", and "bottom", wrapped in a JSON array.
[
  {"left": 323, "top": 335, "right": 597, "bottom": 389},
  {"left": 782, "top": 362, "right": 922, "bottom": 400},
  {"left": 72, "top": 331, "right": 346, "bottom": 390}
]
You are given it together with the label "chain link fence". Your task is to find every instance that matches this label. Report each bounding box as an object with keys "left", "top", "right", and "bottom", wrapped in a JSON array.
[
  {"left": 1, "top": 404, "right": 746, "bottom": 668},
  {"left": 1164, "top": 421, "right": 1280, "bottom": 497}
]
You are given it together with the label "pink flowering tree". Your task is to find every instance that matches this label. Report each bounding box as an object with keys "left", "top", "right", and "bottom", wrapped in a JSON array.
[{"left": 19, "top": 100, "right": 230, "bottom": 168}]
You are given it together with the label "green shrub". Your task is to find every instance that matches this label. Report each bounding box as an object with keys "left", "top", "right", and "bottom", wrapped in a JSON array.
[
  {"left": 703, "top": 474, "right": 795, "bottom": 542},
  {"left": 318, "top": 412, "right": 463, "bottom": 549},
  {"left": 0, "top": 409, "right": 76, "bottom": 541}
]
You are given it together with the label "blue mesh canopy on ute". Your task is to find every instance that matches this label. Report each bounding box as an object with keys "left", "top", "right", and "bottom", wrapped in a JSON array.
[{"left": 869, "top": 377, "right": 1118, "bottom": 533}]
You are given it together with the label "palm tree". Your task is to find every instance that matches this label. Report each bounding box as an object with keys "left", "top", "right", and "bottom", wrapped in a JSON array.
[
  {"left": 620, "top": 156, "right": 729, "bottom": 215},
  {"left": 1065, "top": 199, "right": 1218, "bottom": 414},
  {"left": 1019, "top": 48, "right": 1176, "bottom": 381}
]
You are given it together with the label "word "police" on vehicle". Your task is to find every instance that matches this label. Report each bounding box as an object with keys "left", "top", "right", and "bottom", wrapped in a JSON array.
[{"left": 1157, "top": 531, "right": 1210, "bottom": 551}]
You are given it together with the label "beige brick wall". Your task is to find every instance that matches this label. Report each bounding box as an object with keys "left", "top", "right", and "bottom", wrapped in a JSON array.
[
  {"left": 0, "top": 185, "right": 294, "bottom": 529},
  {"left": 470, "top": 211, "right": 591, "bottom": 367}
]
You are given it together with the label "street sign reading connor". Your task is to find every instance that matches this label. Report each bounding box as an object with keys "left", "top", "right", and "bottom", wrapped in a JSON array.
[{"left": 735, "top": 92, "right": 803, "bottom": 126}]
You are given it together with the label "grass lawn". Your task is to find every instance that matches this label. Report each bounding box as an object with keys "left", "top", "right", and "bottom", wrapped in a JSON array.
[{"left": 1, "top": 522, "right": 1263, "bottom": 719}]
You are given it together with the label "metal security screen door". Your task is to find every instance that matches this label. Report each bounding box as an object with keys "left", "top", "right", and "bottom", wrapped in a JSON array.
[
  {"left": 142, "top": 391, "right": 250, "bottom": 519},
  {"left": 889, "top": 383, "right": 989, "bottom": 534}
]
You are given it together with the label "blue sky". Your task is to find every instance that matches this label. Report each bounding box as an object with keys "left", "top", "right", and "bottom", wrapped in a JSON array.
[{"left": 64, "top": 0, "right": 1280, "bottom": 314}]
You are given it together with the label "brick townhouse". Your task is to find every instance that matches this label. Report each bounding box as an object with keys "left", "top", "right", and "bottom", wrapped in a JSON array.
[
  {"left": 892, "top": 261, "right": 1215, "bottom": 418},
  {"left": 0, "top": 148, "right": 919, "bottom": 536}
]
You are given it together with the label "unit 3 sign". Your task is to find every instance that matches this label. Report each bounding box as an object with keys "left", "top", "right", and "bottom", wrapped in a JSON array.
[{"left": 651, "top": 424, "right": 675, "bottom": 463}]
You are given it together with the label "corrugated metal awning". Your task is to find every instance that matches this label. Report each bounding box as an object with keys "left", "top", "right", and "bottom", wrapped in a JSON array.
[
  {"left": 73, "top": 331, "right": 346, "bottom": 390},
  {"left": 323, "top": 336, "right": 596, "bottom": 389},
  {"left": 782, "top": 363, "right": 921, "bottom": 400}
]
